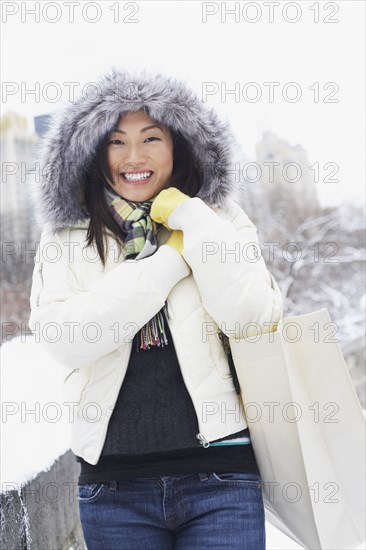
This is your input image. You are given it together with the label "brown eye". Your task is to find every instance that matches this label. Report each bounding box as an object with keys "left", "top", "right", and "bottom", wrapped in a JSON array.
[
  {"left": 144, "top": 136, "right": 161, "bottom": 143},
  {"left": 109, "top": 139, "right": 124, "bottom": 145}
]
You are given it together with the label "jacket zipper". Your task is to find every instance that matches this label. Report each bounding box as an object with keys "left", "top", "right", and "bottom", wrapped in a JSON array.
[
  {"left": 36, "top": 262, "right": 44, "bottom": 307},
  {"left": 196, "top": 433, "right": 211, "bottom": 448},
  {"left": 165, "top": 299, "right": 211, "bottom": 449}
]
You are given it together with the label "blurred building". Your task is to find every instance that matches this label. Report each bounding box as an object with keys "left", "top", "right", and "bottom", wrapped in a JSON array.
[
  {"left": 0, "top": 112, "right": 39, "bottom": 239},
  {"left": 255, "top": 131, "right": 320, "bottom": 224},
  {"left": 0, "top": 112, "right": 54, "bottom": 241}
]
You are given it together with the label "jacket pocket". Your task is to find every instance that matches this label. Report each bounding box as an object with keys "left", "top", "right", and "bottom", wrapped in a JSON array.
[
  {"left": 63, "top": 368, "right": 80, "bottom": 383},
  {"left": 63, "top": 368, "right": 89, "bottom": 403}
]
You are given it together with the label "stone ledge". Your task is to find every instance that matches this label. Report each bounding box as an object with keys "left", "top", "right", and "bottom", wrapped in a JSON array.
[{"left": 1, "top": 450, "right": 86, "bottom": 550}]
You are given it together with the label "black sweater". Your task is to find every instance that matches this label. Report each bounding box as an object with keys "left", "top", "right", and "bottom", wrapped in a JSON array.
[{"left": 76, "top": 310, "right": 259, "bottom": 483}]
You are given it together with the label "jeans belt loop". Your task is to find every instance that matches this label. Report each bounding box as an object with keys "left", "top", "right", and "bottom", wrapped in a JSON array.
[{"left": 198, "top": 472, "right": 209, "bottom": 482}]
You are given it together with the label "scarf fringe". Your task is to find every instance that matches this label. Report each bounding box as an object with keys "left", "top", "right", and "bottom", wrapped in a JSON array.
[{"left": 137, "top": 304, "right": 169, "bottom": 351}]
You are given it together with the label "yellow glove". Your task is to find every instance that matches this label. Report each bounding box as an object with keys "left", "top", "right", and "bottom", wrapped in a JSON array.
[
  {"left": 150, "top": 187, "right": 190, "bottom": 229},
  {"left": 165, "top": 230, "right": 184, "bottom": 255}
]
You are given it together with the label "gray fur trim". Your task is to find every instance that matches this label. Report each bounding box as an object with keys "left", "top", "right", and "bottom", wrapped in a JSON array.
[{"left": 31, "top": 67, "right": 242, "bottom": 232}]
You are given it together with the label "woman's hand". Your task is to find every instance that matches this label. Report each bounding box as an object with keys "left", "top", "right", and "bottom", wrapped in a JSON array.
[{"left": 150, "top": 187, "right": 190, "bottom": 229}]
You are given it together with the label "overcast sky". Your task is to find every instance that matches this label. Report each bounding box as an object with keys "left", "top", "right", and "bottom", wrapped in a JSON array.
[{"left": 1, "top": 0, "right": 365, "bottom": 207}]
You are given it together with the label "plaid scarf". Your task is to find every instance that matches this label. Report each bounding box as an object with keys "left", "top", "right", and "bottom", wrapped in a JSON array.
[{"left": 104, "top": 185, "right": 169, "bottom": 351}]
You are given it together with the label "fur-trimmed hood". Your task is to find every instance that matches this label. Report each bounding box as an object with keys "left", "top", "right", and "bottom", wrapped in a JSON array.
[{"left": 32, "top": 68, "right": 243, "bottom": 232}]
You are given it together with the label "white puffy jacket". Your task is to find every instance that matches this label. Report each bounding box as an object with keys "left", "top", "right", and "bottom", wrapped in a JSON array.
[{"left": 29, "top": 196, "right": 283, "bottom": 465}]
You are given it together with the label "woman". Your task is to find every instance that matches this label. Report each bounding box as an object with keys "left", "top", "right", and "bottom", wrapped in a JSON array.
[{"left": 29, "top": 68, "right": 283, "bottom": 549}]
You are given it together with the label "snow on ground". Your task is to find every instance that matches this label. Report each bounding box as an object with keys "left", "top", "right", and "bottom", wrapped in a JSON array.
[{"left": 1, "top": 335, "right": 70, "bottom": 489}]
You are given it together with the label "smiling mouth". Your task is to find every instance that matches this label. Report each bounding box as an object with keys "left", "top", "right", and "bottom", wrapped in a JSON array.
[{"left": 121, "top": 171, "right": 153, "bottom": 183}]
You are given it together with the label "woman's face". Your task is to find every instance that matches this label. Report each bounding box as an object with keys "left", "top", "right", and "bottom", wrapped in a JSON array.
[{"left": 106, "top": 110, "right": 174, "bottom": 202}]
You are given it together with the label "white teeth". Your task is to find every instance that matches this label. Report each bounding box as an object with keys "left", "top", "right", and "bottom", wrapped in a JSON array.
[{"left": 123, "top": 171, "right": 152, "bottom": 181}]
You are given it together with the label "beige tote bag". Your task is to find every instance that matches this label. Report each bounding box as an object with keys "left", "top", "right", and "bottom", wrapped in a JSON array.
[{"left": 229, "top": 308, "right": 365, "bottom": 550}]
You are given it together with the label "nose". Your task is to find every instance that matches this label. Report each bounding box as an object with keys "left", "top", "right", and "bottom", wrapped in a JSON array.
[{"left": 121, "top": 143, "right": 148, "bottom": 169}]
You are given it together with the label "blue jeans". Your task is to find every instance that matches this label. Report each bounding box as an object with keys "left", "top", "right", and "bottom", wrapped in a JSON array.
[{"left": 78, "top": 472, "right": 265, "bottom": 549}]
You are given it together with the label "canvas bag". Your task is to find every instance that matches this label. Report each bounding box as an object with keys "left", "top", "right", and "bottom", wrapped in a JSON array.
[{"left": 229, "top": 308, "right": 365, "bottom": 550}]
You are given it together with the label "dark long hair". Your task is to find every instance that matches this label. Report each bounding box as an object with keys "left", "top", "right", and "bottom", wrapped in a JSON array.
[{"left": 83, "top": 123, "right": 203, "bottom": 266}]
